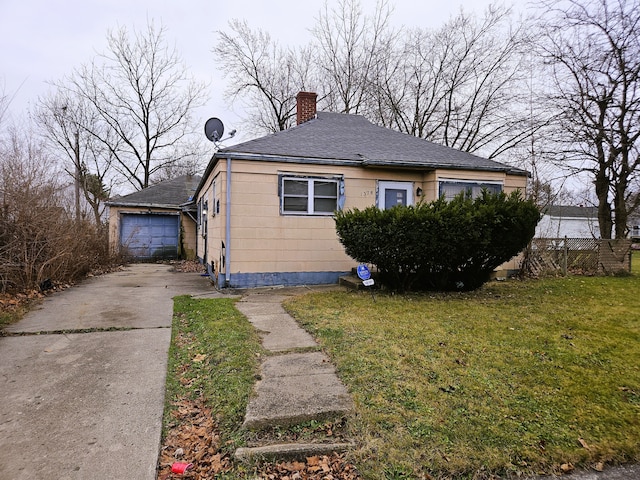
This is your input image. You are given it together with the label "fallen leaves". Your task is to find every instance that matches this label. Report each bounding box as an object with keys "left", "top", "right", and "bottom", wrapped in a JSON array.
[
  {"left": 0, "top": 290, "right": 44, "bottom": 313},
  {"left": 257, "top": 453, "right": 361, "bottom": 479},
  {"left": 157, "top": 396, "right": 361, "bottom": 480},
  {"left": 560, "top": 462, "right": 574, "bottom": 473},
  {"left": 171, "top": 260, "right": 207, "bottom": 273},
  {"left": 578, "top": 437, "right": 591, "bottom": 450},
  {"left": 157, "top": 398, "right": 232, "bottom": 479},
  {"left": 192, "top": 354, "right": 207, "bottom": 363}
]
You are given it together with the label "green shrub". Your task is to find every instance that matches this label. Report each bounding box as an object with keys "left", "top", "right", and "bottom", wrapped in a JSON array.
[{"left": 334, "top": 190, "right": 539, "bottom": 291}]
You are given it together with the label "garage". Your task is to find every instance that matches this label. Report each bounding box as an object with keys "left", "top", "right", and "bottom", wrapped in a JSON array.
[
  {"left": 119, "top": 213, "right": 180, "bottom": 260},
  {"left": 106, "top": 175, "right": 201, "bottom": 261}
]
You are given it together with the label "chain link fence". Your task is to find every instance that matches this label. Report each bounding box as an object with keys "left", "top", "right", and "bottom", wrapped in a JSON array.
[{"left": 522, "top": 238, "right": 633, "bottom": 277}]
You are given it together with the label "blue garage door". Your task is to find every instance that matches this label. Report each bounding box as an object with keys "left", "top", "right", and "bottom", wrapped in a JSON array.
[{"left": 120, "top": 214, "right": 180, "bottom": 260}]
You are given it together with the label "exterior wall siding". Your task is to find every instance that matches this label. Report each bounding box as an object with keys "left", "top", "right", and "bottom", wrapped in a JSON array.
[
  {"left": 197, "top": 158, "right": 528, "bottom": 288},
  {"left": 181, "top": 215, "right": 197, "bottom": 260}
]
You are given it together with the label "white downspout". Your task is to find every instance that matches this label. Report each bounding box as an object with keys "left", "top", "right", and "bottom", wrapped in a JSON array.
[{"left": 225, "top": 157, "right": 232, "bottom": 286}]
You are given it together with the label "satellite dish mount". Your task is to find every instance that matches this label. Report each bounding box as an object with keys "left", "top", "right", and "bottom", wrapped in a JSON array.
[
  {"left": 204, "top": 117, "right": 224, "bottom": 142},
  {"left": 204, "top": 117, "right": 236, "bottom": 144}
]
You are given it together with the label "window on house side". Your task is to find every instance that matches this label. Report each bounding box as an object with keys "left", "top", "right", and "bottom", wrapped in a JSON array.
[
  {"left": 281, "top": 177, "right": 339, "bottom": 215},
  {"left": 439, "top": 181, "right": 502, "bottom": 201}
]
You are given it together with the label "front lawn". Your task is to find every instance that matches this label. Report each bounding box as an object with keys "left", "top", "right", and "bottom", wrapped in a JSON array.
[
  {"left": 284, "top": 275, "right": 640, "bottom": 478},
  {"left": 159, "top": 272, "right": 640, "bottom": 479}
]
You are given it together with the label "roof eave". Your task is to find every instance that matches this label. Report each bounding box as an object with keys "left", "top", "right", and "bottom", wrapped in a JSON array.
[
  {"left": 215, "top": 152, "right": 529, "bottom": 174},
  {"left": 362, "top": 159, "right": 529, "bottom": 175},
  {"left": 214, "top": 151, "right": 364, "bottom": 166},
  {"left": 105, "top": 201, "right": 182, "bottom": 210},
  {"left": 191, "top": 150, "right": 529, "bottom": 201}
]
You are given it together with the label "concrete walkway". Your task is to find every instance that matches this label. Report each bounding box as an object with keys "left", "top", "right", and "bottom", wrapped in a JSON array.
[
  {"left": 234, "top": 287, "right": 354, "bottom": 462},
  {"left": 0, "top": 264, "right": 220, "bottom": 480}
]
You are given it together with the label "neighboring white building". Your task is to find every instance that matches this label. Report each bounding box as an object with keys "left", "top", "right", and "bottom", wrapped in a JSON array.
[
  {"left": 536, "top": 205, "right": 600, "bottom": 239},
  {"left": 630, "top": 221, "right": 640, "bottom": 241}
]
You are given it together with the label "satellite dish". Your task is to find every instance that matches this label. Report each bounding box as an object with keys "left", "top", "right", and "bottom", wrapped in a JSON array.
[{"left": 204, "top": 117, "right": 224, "bottom": 142}]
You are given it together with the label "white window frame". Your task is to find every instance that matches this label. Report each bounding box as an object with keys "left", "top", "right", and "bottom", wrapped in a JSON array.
[
  {"left": 438, "top": 179, "right": 503, "bottom": 201},
  {"left": 210, "top": 179, "right": 216, "bottom": 217},
  {"left": 280, "top": 175, "right": 340, "bottom": 216},
  {"left": 377, "top": 181, "right": 414, "bottom": 210}
]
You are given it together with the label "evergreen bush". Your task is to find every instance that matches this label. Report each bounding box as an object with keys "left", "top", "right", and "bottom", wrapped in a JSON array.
[{"left": 334, "top": 190, "right": 540, "bottom": 291}]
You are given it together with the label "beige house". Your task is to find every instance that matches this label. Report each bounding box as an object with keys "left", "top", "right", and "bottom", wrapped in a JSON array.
[
  {"left": 107, "top": 175, "right": 200, "bottom": 261},
  {"left": 193, "top": 92, "right": 528, "bottom": 288}
]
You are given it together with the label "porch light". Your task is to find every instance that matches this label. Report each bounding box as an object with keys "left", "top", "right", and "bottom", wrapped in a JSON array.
[{"left": 416, "top": 187, "right": 423, "bottom": 197}]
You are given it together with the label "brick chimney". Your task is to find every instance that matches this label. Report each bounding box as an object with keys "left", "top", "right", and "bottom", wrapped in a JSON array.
[{"left": 296, "top": 91, "right": 317, "bottom": 125}]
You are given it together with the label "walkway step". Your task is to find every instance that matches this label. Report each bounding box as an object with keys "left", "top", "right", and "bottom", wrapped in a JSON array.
[
  {"left": 242, "top": 352, "right": 353, "bottom": 430},
  {"left": 235, "top": 442, "right": 355, "bottom": 463}
]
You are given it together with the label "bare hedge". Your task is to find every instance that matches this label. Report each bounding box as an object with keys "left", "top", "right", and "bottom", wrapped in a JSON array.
[{"left": 0, "top": 132, "right": 114, "bottom": 293}]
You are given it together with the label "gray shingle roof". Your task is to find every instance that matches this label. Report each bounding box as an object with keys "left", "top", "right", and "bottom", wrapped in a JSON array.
[
  {"left": 106, "top": 175, "right": 201, "bottom": 208},
  {"left": 216, "top": 112, "right": 527, "bottom": 175},
  {"left": 543, "top": 205, "right": 598, "bottom": 218}
]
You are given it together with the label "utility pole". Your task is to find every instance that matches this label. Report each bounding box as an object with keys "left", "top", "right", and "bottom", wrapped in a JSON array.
[
  {"left": 74, "top": 130, "right": 81, "bottom": 221},
  {"left": 61, "top": 105, "right": 82, "bottom": 221}
]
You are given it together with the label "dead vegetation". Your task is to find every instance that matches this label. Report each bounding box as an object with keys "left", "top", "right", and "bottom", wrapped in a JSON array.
[
  {"left": 0, "top": 134, "right": 117, "bottom": 295},
  {"left": 157, "top": 399, "right": 361, "bottom": 480}
]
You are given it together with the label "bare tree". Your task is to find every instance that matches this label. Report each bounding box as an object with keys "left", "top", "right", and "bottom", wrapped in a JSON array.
[
  {"left": 311, "top": 0, "right": 396, "bottom": 115},
  {"left": 35, "top": 91, "right": 115, "bottom": 224},
  {"left": 214, "top": 19, "right": 314, "bottom": 134},
  {"left": 372, "top": 5, "right": 535, "bottom": 160},
  {"left": 214, "top": 2, "right": 539, "bottom": 166},
  {"left": 214, "top": 1, "right": 395, "bottom": 133},
  {"left": 369, "top": 27, "right": 445, "bottom": 136},
  {"left": 0, "top": 85, "right": 9, "bottom": 127},
  {"left": 60, "top": 22, "right": 207, "bottom": 192},
  {"left": 535, "top": 0, "right": 640, "bottom": 238}
]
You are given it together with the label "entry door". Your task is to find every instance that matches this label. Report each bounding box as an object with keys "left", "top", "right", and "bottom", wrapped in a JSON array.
[{"left": 378, "top": 181, "right": 414, "bottom": 209}]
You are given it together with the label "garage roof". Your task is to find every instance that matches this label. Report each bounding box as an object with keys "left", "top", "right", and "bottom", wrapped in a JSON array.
[{"left": 106, "top": 175, "right": 201, "bottom": 209}]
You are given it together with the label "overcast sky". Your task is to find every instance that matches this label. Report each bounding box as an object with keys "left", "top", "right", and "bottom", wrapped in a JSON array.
[{"left": 1, "top": 0, "right": 523, "bottom": 140}]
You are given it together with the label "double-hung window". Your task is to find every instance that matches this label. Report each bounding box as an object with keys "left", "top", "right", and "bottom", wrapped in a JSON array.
[
  {"left": 280, "top": 175, "right": 339, "bottom": 215},
  {"left": 439, "top": 180, "right": 502, "bottom": 201}
]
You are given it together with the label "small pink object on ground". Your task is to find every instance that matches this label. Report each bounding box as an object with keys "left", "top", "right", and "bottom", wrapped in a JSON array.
[{"left": 171, "top": 462, "right": 193, "bottom": 474}]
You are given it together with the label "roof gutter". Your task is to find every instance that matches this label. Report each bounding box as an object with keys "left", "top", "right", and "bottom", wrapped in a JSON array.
[
  {"left": 361, "top": 159, "right": 529, "bottom": 175},
  {"left": 104, "top": 202, "right": 182, "bottom": 209},
  {"left": 212, "top": 152, "right": 529, "bottom": 176},
  {"left": 214, "top": 151, "right": 363, "bottom": 166}
]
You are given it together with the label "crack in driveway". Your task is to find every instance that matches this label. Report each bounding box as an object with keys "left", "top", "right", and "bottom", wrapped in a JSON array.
[{"left": 0, "top": 325, "right": 170, "bottom": 337}]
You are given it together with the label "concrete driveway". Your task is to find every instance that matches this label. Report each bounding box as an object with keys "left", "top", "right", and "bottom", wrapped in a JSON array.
[{"left": 0, "top": 264, "right": 219, "bottom": 480}]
